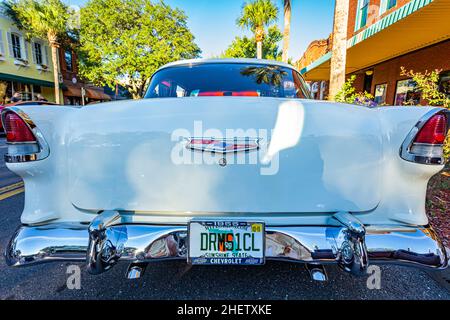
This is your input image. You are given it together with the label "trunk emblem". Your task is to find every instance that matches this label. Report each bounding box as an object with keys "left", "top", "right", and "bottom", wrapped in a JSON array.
[{"left": 186, "top": 138, "right": 260, "bottom": 153}]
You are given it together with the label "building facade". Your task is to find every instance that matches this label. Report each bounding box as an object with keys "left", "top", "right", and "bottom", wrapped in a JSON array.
[
  {"left": 298, "top": 0, "right": 450, "bottom": 105},
  {"left": 0, "top": 14, "right": 62, "bottom": 104},
  {"left": 58, "top": 46, "right": 111, "bottom": 105}
]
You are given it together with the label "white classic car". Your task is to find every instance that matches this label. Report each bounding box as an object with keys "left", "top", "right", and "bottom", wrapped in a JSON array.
[{"left": 2, "top": 59, "right": 449, "bottom": 281}]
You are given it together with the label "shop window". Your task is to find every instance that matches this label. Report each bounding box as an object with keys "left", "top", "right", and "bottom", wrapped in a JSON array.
[
  {"left": 310, "top": 82, "right": 319, "bottom": 99},
  {"left": 64, "top": 50, "right": 73, "bottom": 71},
  {"left": 374, "top": 83, "right": 387, "bottom": 105},
  {"left": 34, "top": 42, "right": 43, "bottom": 65},
  {"left": 1, "top": 82, "right": 45, "bottom": 103},
  {"left": 439, "top": 70, "right": 450, "bottom": 98},
  {"left": 11, "top": 33, "right": 21, "bottom": 59},
  {"left": 394, "top": 79, "right": 420, "bottom": 106}
]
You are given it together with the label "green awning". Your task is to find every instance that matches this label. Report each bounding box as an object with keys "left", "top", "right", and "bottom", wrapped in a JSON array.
[{"left": 0, "top": 73, "right": 55, "bottom": 88}]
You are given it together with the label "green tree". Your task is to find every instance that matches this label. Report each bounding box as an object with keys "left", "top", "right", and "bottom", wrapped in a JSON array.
[
  {"left": 222, "top": 25, "right": 283, "bottom": 60},
  {"left": 237, "top": 0, "right": 278, "bottom": 60},
  {"left": 78, "top": 0, "right": 201, "bottom": 99},
  {"left": 2, "top": 0, "right": 72, "bottom": 104}
]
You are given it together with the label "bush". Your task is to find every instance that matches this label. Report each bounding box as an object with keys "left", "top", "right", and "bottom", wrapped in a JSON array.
[
  {"left": 334, "top": 75, "right": 376, "bottom": 106},
  {"left": 400, "top": 67, "right": 450, "bottom": 161}
]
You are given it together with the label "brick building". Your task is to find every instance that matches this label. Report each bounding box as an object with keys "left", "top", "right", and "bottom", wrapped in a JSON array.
[
  {"left": 298, "top": 0, "right": 450, "bottom": 105},
  {"left": 59, "top": 46, "right": 111, "bottom": 106}
]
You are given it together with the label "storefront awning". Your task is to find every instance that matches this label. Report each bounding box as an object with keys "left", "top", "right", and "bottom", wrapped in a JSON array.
[
  {"left": 64, "top": 86, "right": 82, "bottom": 97},
  {"left": 86, "top": 88, "right": 112, "bottom": 101},
  {"left": 301, "top": 0, "right": 450, "bottom": 81},
  {"left": 0, "top": 72, "right": 55, "bottom": 88}
]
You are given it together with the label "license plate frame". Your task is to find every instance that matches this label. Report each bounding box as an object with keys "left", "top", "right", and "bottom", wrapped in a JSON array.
[{"left": 188, "top": 220, "right": 265, "bottom": 265}]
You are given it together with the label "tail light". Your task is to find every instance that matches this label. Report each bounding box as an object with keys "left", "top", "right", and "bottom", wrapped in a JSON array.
[
  {"left": 401, "top": 111, "right": 449, "bottom": 165},
  {"left": 1, "top": 109, "right": 49, "bottom": 163},
  {"left": 3, "top": 112, "right": 37, "bottom": 143},
  {"left": 413, "top": 113, "right": 447, "bottom": 144}
]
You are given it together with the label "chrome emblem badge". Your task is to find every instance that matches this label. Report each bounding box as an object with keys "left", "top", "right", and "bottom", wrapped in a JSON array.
[{"left": 186, "top": 138, "right": 260, "bottom": 153}]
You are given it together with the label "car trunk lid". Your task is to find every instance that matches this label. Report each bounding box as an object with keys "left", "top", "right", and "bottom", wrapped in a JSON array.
[{"left": 67, "top": 97, "right": 382, "bottom": 214}]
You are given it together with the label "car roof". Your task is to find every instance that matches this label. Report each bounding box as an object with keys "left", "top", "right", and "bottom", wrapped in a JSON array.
[{"left": 156, "top": 58, "right": 297, "bottom": 73}]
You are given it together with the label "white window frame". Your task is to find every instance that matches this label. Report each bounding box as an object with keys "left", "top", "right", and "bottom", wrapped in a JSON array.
[
  {"left": 43, "top": 45, "right": 50, "bottom": 68},
  {"left": 0, "top": 30, "right": 5, "bottom": 57},
  {"left": 11, "top": 32, "right": 22, "bottom": 59},
  {"left": 8, "top": 29, "right": 29, "bottom": 63},
  {"left": 33, "top": 40, "right": 44, "bottom": 65}
]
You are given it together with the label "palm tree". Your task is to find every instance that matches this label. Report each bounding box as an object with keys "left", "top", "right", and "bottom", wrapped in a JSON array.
[
  {"left": 237, "top": 0, "right": 278, "bottom": 60},
  {"left": 328, "top": 0, "right": 350, "bottom": 100},
  {"left": 2, "top": 0, "right": 70, "bottom": 104},
  {"left": 281, "top": 0, "right": 291, "bottom": 63}
]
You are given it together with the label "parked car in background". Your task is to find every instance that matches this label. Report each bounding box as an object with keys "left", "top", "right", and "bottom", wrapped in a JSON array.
[{"left": 1, "top": 59, "right": 449, "bottom": 282}]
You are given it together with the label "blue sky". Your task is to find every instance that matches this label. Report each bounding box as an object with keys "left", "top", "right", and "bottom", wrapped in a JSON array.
[{"left": 67, "top": 0, "right": 335, "bottom": 61}]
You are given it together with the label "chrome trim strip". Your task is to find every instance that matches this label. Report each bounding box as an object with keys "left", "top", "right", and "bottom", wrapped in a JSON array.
[
  {"left": 1, "top": 107, "right": 50, "bottom": 163},
  {"left": 400, "top": 108, "right": 449, "bottom": 165},
  {"left": 6, "top": 220, "right": 448, "bottom": 274}
]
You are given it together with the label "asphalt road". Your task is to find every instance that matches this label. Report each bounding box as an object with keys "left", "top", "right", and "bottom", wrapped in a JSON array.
[{"left": 0, "top": 136, "right": 449, "bottom": 300}]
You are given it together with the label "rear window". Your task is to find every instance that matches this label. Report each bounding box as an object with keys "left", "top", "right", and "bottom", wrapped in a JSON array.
[{"left": 144, "top": 63, "right": 311, "bottom": 99}]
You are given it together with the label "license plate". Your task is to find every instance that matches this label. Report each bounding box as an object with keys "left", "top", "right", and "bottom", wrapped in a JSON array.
[{"left": 188, "top": 220, "right": 265, "bottom": 265}]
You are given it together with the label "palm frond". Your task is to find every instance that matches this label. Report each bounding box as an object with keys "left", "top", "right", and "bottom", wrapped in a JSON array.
[
  {"left": 2, "top": 0, "right": 70, "bottom": 42},
  {"left": 237, "top": 0, "right": 278, "bottom": 31}
]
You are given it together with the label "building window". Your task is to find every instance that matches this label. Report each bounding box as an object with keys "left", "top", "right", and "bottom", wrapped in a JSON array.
[
  {"left": 359, "top": 0, "right": 370, "bottom": 29},
  {"left": 380, "top": 0, "right": 397, "bottom": 15},
  {"left": 387, "top": 0, "right": 397, "bottom": 10},
  {"left": 34, "top": 42, "right": 43, "bottom": 65},
  {"left": 64, "top": 50, "right": 73, "bottom": 71},
  {"left": 374, "top": 83, "right": 387, "bottom": 105},
  {"left": 11, "top": 33, "right": 21, "bottom": 59},
  {"left": 395, "top": 79, "right": 421, "bottom": 106}
]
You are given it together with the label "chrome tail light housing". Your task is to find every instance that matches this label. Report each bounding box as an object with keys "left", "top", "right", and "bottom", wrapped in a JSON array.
[
  {"left": 1, "top": 107, "right": 50, "bottom": 163},
  {"left": 400, "top": 109, "right": 449, "bottom": 165}
]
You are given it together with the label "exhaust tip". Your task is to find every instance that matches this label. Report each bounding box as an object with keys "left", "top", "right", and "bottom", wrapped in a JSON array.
[
  {"left": 126, "top": 263, "right": 148, "bottom": 280},
  {"left": 306, "top": 264, "right": 328, "bottom": 282}
]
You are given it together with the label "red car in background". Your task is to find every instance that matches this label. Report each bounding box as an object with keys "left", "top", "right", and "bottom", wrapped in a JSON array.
[{"left": 0, "top": 101, "right": 57, "bottom": 132}]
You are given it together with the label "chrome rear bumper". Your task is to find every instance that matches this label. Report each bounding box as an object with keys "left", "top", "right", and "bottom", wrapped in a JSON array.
[{"left": 5, "top": 211, "right": 448, "bottom": 276}]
